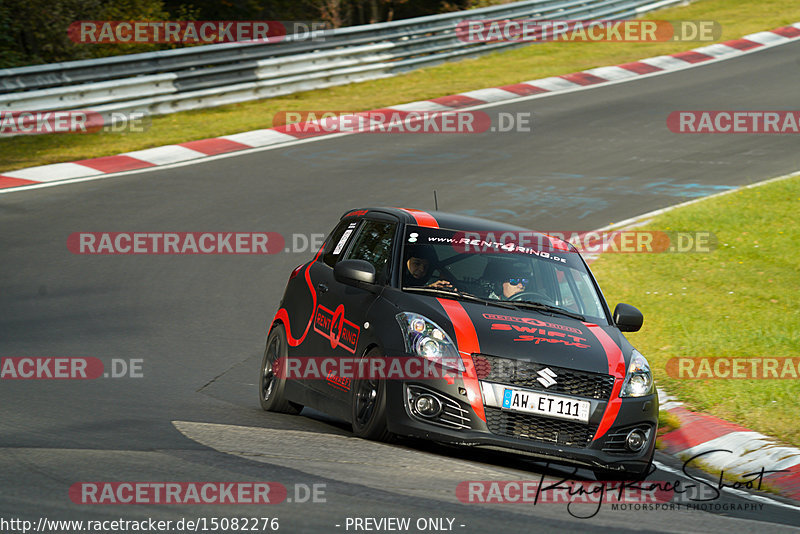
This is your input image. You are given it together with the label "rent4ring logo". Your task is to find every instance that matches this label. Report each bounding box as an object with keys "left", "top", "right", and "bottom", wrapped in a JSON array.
[
  {"left": 0, "top": 358, "right": 143, "bottom": 379},
  {"left": 313, "top": 304, "right": 360, "bottom": 353}
]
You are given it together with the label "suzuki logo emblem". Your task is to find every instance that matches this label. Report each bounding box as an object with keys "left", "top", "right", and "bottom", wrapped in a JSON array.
[{"left": 536, "top": 368, "right": 557, "bottom": 388}]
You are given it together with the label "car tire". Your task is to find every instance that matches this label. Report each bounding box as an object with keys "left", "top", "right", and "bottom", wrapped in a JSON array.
[
  {"left": 259, "top": 324, "right": 302, "bottom": 414},
  {"left": 350, "top": 348, "right": 394, "bottom": 442}
]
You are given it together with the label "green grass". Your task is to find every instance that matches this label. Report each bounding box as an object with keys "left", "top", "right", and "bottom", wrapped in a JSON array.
[
  {"left": 591, "top": 175, "right": 800, "bottom": 448},
  {"left": 658, "top": 410, "right": 682, "bottom": 435},
  {"left": 655, "top": 410, "right": 682, "bottom": 450},
  {"left": 2, "top": 0, "right": 800, "bottom": 172}
]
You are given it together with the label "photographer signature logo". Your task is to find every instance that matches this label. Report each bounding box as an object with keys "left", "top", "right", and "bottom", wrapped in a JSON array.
[{"left": 457, "top": 449, "right": 786, "bottom": 519}]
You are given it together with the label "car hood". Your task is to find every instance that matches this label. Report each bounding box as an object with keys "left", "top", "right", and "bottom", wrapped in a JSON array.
[
  {"left": 390, "top": 292, "right": 629, "bottom": 377},
  {"left": 460, "top": 301, "right": 627, "bottom": 376}
]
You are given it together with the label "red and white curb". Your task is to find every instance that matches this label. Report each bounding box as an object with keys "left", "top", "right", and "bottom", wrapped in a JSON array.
[
  {"left": 2, "top": 22, "right": 800, "bottom": 192},
  {"left": 658, "top": 388, "right": 800, "bottom": 502},
  {"left": 585, "top": 173, "right": 800, "bottom": 503}
]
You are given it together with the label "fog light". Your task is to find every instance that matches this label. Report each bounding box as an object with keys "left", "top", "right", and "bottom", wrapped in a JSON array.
[
  {"left": 626, "top": 429, "right": 647, "bottom": 452},
  {"left": 414, "top": 395, "right": 441, "bottom": 417}
]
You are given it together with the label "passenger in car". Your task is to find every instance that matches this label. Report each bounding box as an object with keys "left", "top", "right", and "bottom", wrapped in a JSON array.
[{"left": 402, "top": 245, "right": 453, "bottom": 290}]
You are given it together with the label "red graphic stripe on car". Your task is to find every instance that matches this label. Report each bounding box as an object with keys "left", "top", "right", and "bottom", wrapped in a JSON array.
[
  {"left": 400, "top": 208, "right": 439, "bottom": 228},
  {"left": 436, "top": 298, "right": 486, "bottom": 422},
  {"left": 583, "top": 323, "right": 627, "bottom": 441},
  {"left": 271, "top": 247, "right": 325, "bottom": 346}
]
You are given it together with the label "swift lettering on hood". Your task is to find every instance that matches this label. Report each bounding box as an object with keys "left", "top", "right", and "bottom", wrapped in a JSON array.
[
  {"left": 491, "top": 323, "right": 590, "bottom": 348},
  {"left": 483, "top": 313, "right": 583, "bottom": 334}
]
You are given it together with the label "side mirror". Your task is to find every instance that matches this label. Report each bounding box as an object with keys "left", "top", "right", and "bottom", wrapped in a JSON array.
[
  {"left": 613, "top": 303, "right": 643, "bottom": 332},
  {"left": 334, "top": 259, "right": 376, "bottom": 287}
]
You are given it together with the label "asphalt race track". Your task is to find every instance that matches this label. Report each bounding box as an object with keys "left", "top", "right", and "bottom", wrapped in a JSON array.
[{"left": 2, "top": 38, "right": 800, "bottom": 533}]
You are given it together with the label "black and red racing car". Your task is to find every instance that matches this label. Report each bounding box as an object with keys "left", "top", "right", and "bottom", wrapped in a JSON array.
[{"left": 260, "top": 207, "right": 657, "bottom": 480}]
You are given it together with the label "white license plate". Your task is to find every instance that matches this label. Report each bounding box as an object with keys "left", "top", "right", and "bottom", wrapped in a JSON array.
[{"left": 501, "top": 388, "right": 591, "bottom": 423}]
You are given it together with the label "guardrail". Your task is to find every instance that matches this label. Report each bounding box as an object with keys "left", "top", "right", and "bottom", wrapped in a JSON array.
[{"left": 0, "top": 0, "right": 685, "bottom": 120}]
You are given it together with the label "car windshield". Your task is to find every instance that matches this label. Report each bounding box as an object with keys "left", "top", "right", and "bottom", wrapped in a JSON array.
[{"left": 400, "top": 225, "right": 608, "bottom": 324}]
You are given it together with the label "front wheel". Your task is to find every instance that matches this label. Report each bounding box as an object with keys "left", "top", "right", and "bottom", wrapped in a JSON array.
[
  {"left": 350, "top": 348, "right": 394, "bottom": 442},
  {"left": 259, "top": 324, "right": 302, "bottom": 414}
]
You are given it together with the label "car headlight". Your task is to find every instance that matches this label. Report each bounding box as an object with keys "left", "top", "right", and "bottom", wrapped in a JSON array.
[
  {"left": 396, "top": 312, "right": 464, "bottom": 372},
  {"left": 619, "top": 350, "right": 653, "bottom": 397}
]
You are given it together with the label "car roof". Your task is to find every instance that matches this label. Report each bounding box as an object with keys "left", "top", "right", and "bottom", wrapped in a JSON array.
[{"left": 340, "top": 207, "right": 576, "bottom": 251}]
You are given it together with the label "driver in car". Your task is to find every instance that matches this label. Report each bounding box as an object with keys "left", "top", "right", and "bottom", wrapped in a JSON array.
[
  {"left": 485, "top": 261, "right": 530, "bottom": 300},
  {"left": 499, "top": 276, "right": 529, "bottom": 299},
  {"left": 403, "top": 245, "right": 453, "bottom": 290}
]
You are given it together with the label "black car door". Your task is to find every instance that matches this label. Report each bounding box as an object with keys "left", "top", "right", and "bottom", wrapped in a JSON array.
[
  {"left": 301, "top": 218, "right": 361, "bottom": 388},
  {"left": 309, "top": 216, "right": 399, "bottom": 407}
]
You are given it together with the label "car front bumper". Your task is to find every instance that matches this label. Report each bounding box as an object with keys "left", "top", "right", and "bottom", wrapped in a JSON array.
[{"left": 385, "top": 376, "right": 658, "bottom": 475}]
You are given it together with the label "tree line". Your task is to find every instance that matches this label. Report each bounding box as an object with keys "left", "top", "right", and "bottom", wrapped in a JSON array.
[{"left": 0, "top": 0, "right": 510, "bottom": 68}]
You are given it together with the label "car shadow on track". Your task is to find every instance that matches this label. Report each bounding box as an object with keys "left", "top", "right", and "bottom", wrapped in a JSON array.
[
  {"left": 200, "top": 350, "right": 600, "bottom": 481},
  {"left": 296, "top": 405, "right": 597, "bottom": 481}
]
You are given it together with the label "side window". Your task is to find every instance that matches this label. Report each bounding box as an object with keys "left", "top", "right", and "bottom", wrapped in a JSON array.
[
  {"left": 570, "top": 269, "right": 605, "bottom": 317},
  {"left": 344, "top": 220, "right": 397, "bottom": 283},
  {"left": 552, "top": 265, "right": 604, "bottom": 317},
  {"left": 322, "top": 220, "right": 359, "bottom": 267},
  {"left": 554, "top": 268, "right": 579, "bottom": 312}
]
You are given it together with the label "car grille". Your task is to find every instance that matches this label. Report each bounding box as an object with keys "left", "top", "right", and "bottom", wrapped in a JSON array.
[
  {"left": 474, "top": 354, "right": 615, "bottom": 400},
  {"left": 484, "top": 407, "right": 597, "bottom": 447}
]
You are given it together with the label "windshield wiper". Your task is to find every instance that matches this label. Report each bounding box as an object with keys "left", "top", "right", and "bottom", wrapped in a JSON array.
[
  {"left": 509, "top": 301, "right": 586, "bottom": 321},
  {"left": 402, "top": 286, "right": 516, "bottom": 309}
]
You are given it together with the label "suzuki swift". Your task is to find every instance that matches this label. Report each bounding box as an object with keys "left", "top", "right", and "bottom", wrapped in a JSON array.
[{"left": 260, "top": 207, "right": 657, "bottom": 480}]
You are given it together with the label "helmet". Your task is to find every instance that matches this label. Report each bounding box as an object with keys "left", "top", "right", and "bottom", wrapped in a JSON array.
[
  {"left": 403, "top": 245, "right": 439, "bottom": 286},
  {"left": 482, "top": 258, "right": 530, "bottom": 297}
]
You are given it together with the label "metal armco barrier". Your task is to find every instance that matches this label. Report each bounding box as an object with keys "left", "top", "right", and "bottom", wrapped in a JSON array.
[{"left": 0, "top": 0, "right": 685, "bottom": 119}]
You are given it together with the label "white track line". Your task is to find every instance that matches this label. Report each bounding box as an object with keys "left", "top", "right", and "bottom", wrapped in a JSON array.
[{"left": 653, "top": 460, "right": 800, "bottom": 512}]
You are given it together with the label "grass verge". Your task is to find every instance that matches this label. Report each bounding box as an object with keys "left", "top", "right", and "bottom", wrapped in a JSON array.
[
  {"left": 591, "top": 174, "right": 800, "bottom": 448},
  {"left": 2, "top": 0, "right": 800, "bottom": 173},
  {"left": 657, "top": 410, "right": 682, "bottom": 437}
]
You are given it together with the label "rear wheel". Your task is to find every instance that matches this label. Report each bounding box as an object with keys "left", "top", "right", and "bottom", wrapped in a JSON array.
[
  {"left": 259, "top": 324, "right": 302, "bottom": 414},
  {"left": 350, "top": 348, "right": 394, "bottom": 441}
]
